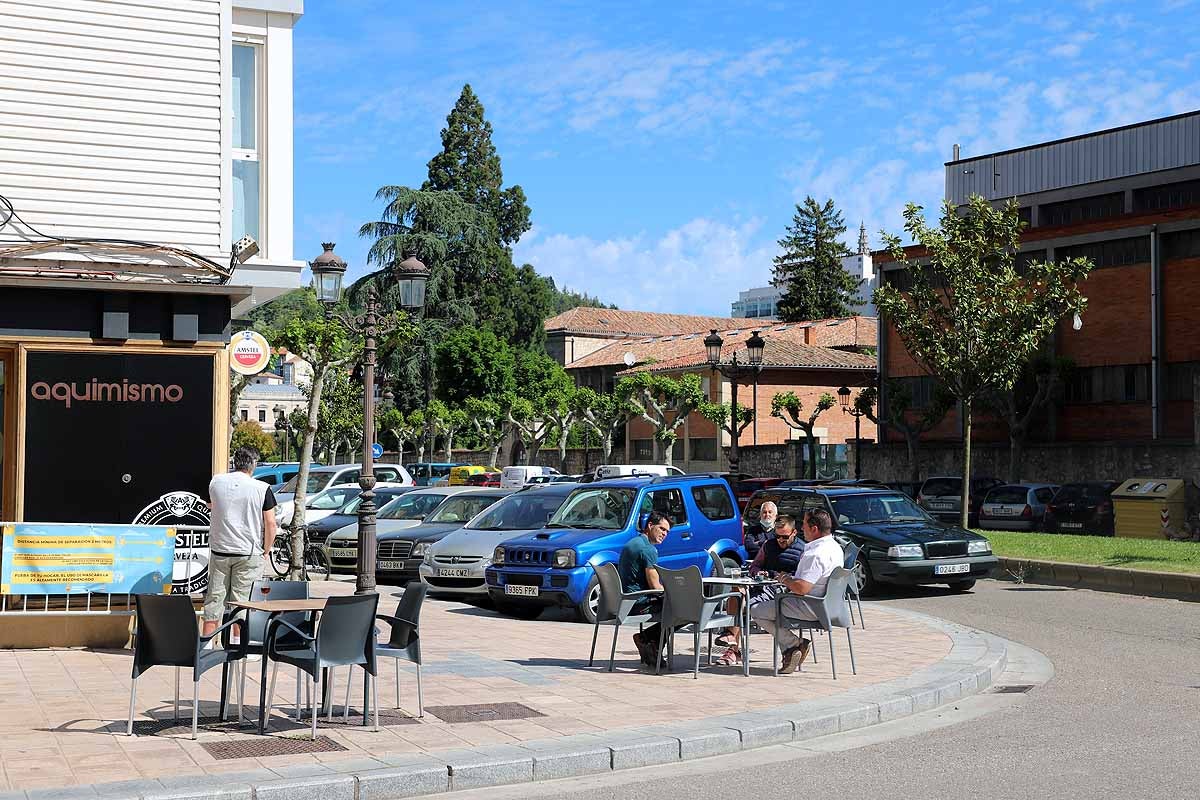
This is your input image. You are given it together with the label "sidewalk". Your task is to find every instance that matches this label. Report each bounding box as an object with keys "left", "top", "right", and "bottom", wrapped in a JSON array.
[{"left": 0, "top": 581, "right": 964, "bottom": 795}]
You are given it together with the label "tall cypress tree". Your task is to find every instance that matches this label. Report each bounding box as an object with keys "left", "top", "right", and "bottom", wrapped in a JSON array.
[{"left": 771, "top": 197, "right": 861, "bottom": 321}]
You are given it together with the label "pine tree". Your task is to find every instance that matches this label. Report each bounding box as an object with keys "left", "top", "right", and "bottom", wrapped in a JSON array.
[{"left": 771, "top": 197, "right": 861, "bottom": 321}]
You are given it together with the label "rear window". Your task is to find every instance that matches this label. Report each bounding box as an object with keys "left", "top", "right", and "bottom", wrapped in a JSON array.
[
  {"left": 986, "top": 486, "right": 1030, "bottom": 504},
  {"left": 1054, "top": 483, "right": 1115, "bottom": 503},
  {"left": 691, "top": 484, "right": 736, "bottom": 521},
  {"left": 922, "top": 478, "right": 961, "bottom": 496},
  {"left": 744, "top": 491, "right": 811, "bottom": 525}
]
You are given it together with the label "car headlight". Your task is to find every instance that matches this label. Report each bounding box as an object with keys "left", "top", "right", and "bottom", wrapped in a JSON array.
[
  {"left": 493, "top": 546, "right": 505, "bottom": 565},
  {"left": 968, "top": 540, "right": 992, "bottom": 555},
  {"left": 423, "top": 550, "right": 433, "bottom": 565},
  {"left": 887, "top": 544, "right": 924, "bottom": 559},
  {"left": 553, "top": 549, "right": 576, "bottom": 568},
  {"left": 410, "top": 542, "right": 428, "bottom": 558}
]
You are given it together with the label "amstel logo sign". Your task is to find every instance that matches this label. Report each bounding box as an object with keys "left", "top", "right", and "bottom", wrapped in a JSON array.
[{"left": 229, "top": 330, "right": 271, "bottom": 376}]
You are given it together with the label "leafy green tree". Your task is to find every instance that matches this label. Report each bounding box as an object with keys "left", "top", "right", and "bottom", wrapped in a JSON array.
[
  {"left": 230, "top": 420, "right": 275, "bottom": 460},
  {"left": 874, "top": 196, "right": 1091, "bottom": 528},
  {"left": 572, "top": 388, "right": 631, "bottom": 465},
  {"left": 377, "top": 406, "right": 416, "bottom": 464},
  {"left": 465, "top": 396, "right": 510, "bottom": 467},
  {"left": 981, "top": 356, "right": 1073, "bottom": 483},
  {"left": 549, "top": 280, "right": 617, "bottom": 314},
  {"left": 542, "top": 382, "right": 578, "bottom": 471},
  {"left": 698, "top": 401, "right": 754, "bottom": 462},
  {"left": 314, "top": 368, "right": 363, "bottom": 463},
  {"left": 426, "top": 399, "right": 469, "bottom": 461},
  {"left": 854, "top": 382, "right": 953, "bottom": 486},
  {"left": 618, "top": 373, "right": 705, "bottom": 467},
  {"left": 435, "top": 328, "right": 515, "bottom": 406},
  {"left": 771, "top": 391, "right": 836, "bottom": 479},
  {"left": 246, "top": 287, "right": 324, "bottom": 332},
  {"left": 506, "top": 350, "right": 574, "bottom": 464},
  {"left": 772, "top": 197, "right": 860, "bottom": 321}
]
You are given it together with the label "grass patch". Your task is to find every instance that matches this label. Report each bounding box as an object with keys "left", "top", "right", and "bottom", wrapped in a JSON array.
[{"left": 979, "top": 530, "right": 1200, "bottom": 575}]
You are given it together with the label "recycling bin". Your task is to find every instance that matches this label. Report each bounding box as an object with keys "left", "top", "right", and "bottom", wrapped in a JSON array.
[{"left": 1110, "top": 478, "right": 1188, "bottom": 539}]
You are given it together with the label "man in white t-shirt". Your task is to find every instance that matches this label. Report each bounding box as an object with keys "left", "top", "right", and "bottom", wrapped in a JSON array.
[
  {"left": 749, "top": 506, "right": 844, "bottom": 672},
  {"left": 201, "top": 447, "right": 278, "bottom": 638}
]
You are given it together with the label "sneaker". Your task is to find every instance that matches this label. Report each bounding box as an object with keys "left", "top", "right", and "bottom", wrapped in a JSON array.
[
  {"left": 632, "top": 633, "right": 652, "bottom": 665},
  {"left": 781, "top": 638, "right": 811, "bottom": 673}
]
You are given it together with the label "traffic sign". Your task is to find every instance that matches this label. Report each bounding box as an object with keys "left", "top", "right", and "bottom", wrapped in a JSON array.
[{"left": 371, "top": 442, "right": 384, "bottom": 459}]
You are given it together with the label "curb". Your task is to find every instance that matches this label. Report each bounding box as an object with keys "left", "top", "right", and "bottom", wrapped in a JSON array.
[
  {"left": 998, "top": 557, "right": 1200, "bottom": 602},
  {"left": 20, "top": 610, "right": 1009, "bottom": 800}
]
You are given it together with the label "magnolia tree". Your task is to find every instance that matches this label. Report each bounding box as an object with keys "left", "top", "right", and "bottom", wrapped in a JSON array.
[
  {"left": 572, "top": 388, "right": 630, "bottom": 466},
  {"left": 619, "top": 373, "right": 704, "bottom": 467},
  {"left": 854, "top": 383, "right": 952, "bottom": 485},
  {"left": 771, "top": 391, "right": 835, "bottom": 479},
  {"left": 874, "top": 196, "right": 1091, "bottom": 529}
]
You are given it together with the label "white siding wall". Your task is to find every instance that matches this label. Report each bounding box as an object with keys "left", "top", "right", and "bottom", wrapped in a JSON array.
[{"left": 0, "top": 0, "right": 224, "bottom": 255}]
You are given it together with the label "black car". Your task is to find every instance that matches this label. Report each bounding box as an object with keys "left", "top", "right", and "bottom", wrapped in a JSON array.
[
  {"left": 1044, "top": 481, "right": 1118, "bottom": 536},
  {"left": 303, "top": 486, "right": 416, "bottom": 544},
  {"left": 744, "top": 486, "right": 998, "bottom": 593}
]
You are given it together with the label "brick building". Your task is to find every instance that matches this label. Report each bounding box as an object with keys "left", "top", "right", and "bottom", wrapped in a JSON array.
[
  {"left": 555, "top": 310, "right": 878, "bottom": 472},
  {"left": 879, "top": 110, "right": 1200, "bottom": 447}
]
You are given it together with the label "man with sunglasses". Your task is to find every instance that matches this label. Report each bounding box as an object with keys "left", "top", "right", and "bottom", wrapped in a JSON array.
[{"left": 715, "top": 514, "right": 806, "bottom": 666}]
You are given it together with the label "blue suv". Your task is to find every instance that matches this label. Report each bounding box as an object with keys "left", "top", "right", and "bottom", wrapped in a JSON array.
[{"left": 485, "top": 475, "right": 746, "bottom": 623}]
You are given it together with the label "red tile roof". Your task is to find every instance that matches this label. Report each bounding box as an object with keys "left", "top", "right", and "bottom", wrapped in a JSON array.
[{"left": 544, "top": 306, "right": 774, "bottom": 337}]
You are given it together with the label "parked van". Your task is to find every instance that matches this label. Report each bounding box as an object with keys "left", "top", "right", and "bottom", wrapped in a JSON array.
[
  {"left": 593, "top": 464, "right": 685, "bottom": 480},
  {"left": 500, "top": 465, "right": 558, "bottom": 488}
]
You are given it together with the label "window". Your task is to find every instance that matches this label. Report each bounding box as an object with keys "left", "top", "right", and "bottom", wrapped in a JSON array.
[
  {"left": 241, "top": 409, "right": 249, "bottom": 421},
  {"left": 671, "top": 438, "right": 684, "bottom": 462},
  {"left": 1168, "top": 362, "right": 1198, "bottom": 402},
  {"left": 632, "top": 439, "right": 653, "bottom": 461},
  {"left": 258, "top": 409, "right": 266, "bottom": 423},
  {"left": 1018, "top": 206, "right": 1032, "bottom": 227},
  {"left": 639, "top": 488, "right": 688, "bottom": 525},
  {"left": 1134, "top": 179, "right": 1200, "bottom": 213},
  {"left": 895, "top": 376, "right": 935, "bottom": 409},
  {"left": 1066, "top": 365, "right": 1149, "bottom": 404},
  {"left": 1038, "top": 192, "right": 1124, "bottom": 227},
  {"left": 691, "top": 484, "right": 735, "bottom": 520},
  {"left": 1057, "top": 237, "right": 1150, "bottom": 269},
  {"left": 376, "top": 467, "right": 402, "bottom": 482},
  {"left": 232, "top": 43, "right": 261, "bottom": 244},
  {"left": 1164, "top": 229, "right": 1200, "bottom": 262},
  {"left": 1015, "top": 250, "right": 1047, "bottom": 274},
  {"left": 1035, "top": 488, "right": 1056, "bottom": 504},
  {"left": 690, "top": 438, "right": 717, "bottom": 462}
]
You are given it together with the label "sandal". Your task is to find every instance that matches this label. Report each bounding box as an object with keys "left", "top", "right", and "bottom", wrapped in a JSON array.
[
  {"left": 715, "top": 633, "right": 739, "bottom": 648},
  {"left": 716, "top": 646, "right": 741, "bottom": 666}
]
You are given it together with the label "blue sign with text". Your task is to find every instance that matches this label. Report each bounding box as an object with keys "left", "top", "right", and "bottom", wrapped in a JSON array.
[{"left": 0, "top": 523, "right": 176, "bottom": 595}]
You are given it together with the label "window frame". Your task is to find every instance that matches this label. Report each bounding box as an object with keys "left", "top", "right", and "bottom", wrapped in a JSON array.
[
  {"left": 231, "top": 38, "right": 264, "bottom": 248},
  {"left": 640, "top": 488, "right": 689, "bottom": 526}
]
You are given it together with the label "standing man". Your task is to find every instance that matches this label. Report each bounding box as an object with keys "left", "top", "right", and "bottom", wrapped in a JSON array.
[
  {"left": 750, "top": 507, "right": 844, "bottom": 673},
  {"left": 744, "top": 501, "right": 778, "bottom": 561},
  {"left": 619, "top": 511, "right": 671, "bottom": 667},
  {"left": 202, "top": 447, "right": 278, "bottom": 638}
]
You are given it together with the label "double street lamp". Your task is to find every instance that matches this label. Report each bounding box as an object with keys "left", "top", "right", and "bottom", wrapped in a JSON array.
[
  {"left": 704, "top": 329, "right": 765, "bottom": 474},
  {"left": 837, "top": 386, "right": 869, "bottom": 480},
  {"left": 310, "top": 243, "right": 428, "bottom": 594}
]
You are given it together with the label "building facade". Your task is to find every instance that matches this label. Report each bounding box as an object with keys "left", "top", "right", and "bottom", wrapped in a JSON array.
[
  {"left": 731, "top": 286, "right": 783, "bottom": 319},
  {"left": 879, "top": 110, "right": 1200, "bottom": 446}
]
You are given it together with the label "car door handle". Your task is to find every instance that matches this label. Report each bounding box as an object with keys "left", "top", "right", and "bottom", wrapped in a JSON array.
[{"left": 681, "top": 532, "right": 692, "bottom": 540}]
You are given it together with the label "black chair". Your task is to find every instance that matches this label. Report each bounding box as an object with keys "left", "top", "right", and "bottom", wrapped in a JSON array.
[
  {"left": 127, "top": 594, "right": 245, "bottom": 739},
  {"left": 221, "top": 579, "right": 315, "bottom": 722},
  {"left": 374, "top": 583, "right": 427, "bottom": 718},
  {"left": 265, "top": 593, "right": 380, "bottom": 738},
  {"left": 590, "top": 563, "right": 659, "bottom": 672},
  {"left": 655, "top": 566, "right": 740, "bottom": 678}
]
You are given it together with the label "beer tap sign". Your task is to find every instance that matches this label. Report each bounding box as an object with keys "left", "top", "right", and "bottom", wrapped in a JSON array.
[{"left": 229, "top": 330, "right": 271, "bottom": 376}]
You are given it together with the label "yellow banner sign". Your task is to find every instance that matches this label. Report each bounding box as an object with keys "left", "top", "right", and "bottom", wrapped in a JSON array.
[
  {"left": 14, "top": 535, "right": 116, "bottom": 549},
  {"left": 9, "top": 570, "right": 114, "bottom": 585},
  {"left": 11, "top": 553, "right": 116, "bottom": 567}
]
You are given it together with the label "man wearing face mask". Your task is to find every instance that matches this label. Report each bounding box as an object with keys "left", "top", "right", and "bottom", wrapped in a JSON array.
[{"left": 744, "top": 501, "right": 778, "bottom": 560}]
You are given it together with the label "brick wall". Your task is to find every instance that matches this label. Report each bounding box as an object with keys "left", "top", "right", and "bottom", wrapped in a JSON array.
[{"left": 1056, "top": 263, "right": 1151, "bottom": 365}]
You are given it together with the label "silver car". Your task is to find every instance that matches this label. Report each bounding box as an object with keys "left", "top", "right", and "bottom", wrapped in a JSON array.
[
  {"left": 978, "top": 483, "right": 1060, "bottom": 531},
  {"left": 324, "top": 486, "right": 476, "bottom": 573},
  {"left": 418, "top": 484, "right": 577, "bottom": 597}
]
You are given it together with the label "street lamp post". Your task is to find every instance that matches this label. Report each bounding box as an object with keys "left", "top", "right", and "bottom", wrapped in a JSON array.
[
  {"left": 838, "top": 386, "right": 868, "bottom": 480},
  {"left": 704, "top": 329, "right": 765, "bottom": 475},
  {"left": 273, "top": 404, "right": 289, "bottom": 462},
  {"left": 310, "top": 244, "right": 428, "bottom": 595}
]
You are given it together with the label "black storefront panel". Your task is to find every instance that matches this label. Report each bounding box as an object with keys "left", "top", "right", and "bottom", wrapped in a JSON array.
[{"left": 24, "top": 351, "right": 215, "bottom": 524}]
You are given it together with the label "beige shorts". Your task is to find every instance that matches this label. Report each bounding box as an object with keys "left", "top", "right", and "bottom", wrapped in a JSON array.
[{"left": 203, "top": 553, "right": 262, "bottom": 622}]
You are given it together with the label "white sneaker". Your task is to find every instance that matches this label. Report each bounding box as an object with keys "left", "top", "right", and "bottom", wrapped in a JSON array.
[{"left": 245, "top": 654, "right": 261, "bottom": 662}]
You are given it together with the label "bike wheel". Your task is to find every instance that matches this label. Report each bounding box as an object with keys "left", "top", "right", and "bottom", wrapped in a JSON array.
[
  {"left": 305, "top": 545, "right": 330, "bottom": 579},
  {"left": 268, "top": 539, "right": 290, "bottom": 577}
]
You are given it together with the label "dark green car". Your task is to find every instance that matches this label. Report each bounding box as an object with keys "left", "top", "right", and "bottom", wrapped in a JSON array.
[{"left": 743, "top": 485, "right": 998, "bottom": 593}]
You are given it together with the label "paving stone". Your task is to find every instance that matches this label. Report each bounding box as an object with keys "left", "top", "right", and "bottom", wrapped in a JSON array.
[
  {"left": 530, "top": 746, "right": 612, "bottom": 781},
  {"left": 441, "top": 749, "right": 534, "bottom": 791},
  {"left": 252, "top": 775, "right": 354, "bottom": 800},
  {"left": 791, "top": 711, "right": 840, "bottom": 741},
  {"left": 142, "top": 785, "right": 251, "bottom": 800},
  {"left": 608, "top": 737, "right": 680, "bottom": 771},
  {"left": 675, "top": 727, "right": 742, "bottom": 760},
  {"left": 356, "top": 764, "right": 449, "bottom": 800},
  {"left": 721, "top": 717, "right": 794, "bottom": 749},
  {"left": 836, "top": 703, "right": 880, "bottom": 733}
]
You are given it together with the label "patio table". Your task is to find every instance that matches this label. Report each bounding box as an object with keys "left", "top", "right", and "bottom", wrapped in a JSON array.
[{"left": 701, "top": 576, "right": 780, "bottom": 677}]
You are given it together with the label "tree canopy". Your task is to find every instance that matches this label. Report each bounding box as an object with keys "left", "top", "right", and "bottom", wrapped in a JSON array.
[{"left": 772, "top": 197, "right": 860, "bottom": 321}]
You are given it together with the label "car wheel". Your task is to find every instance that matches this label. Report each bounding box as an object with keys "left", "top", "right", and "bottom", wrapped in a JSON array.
[
  {"left": 947, "top": 579, "right": 976, "bottom": 592},
  {"left": 856, "top": 556, "right": 880, "bottom": 596},
  {"left": 575, "top": 574, "right": 601, "bottom": 624},
  {"left": 494, "top": 601, "right": 544, "bottom": 620},
  {"left": 719, "top": 556, "right": 741, "bottom": 576}
]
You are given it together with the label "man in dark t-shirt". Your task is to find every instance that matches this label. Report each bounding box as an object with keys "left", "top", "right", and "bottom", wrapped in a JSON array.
[{"left": 619, "top": 511, "right": 670, "bottom": 666}]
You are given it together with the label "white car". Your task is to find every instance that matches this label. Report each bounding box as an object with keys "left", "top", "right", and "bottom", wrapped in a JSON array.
[
  {"left": 592, "top": 464, "right": 684, "bottom": 480},
  {"left": 500, "top": 465, "right": 560, "bottom": 489},
  {"left": 274, "top": 483, "right": 407, "bottom": 528},
  {"left": 275, "top": 463, "right": 413, "bottom": 504}
]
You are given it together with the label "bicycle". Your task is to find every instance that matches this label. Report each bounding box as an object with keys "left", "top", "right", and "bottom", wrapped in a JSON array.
[{"left": 269, "top": 526, "right": 330, "bottom": 580}]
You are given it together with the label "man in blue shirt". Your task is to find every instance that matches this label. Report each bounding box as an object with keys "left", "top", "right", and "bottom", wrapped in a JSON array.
[{"left": 619, "top": 511, "right": 670, "bottom": 666}]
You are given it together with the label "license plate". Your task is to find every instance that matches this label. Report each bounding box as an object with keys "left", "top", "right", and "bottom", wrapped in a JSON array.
[
  {"left": 991, "top": 507, "right": 1015, "bottom": 516},
  {"left": 329, "top": 548, "right": 356, "bottom": 559},
  {"left": 1061, "top": 522, "right": 1083, "bottom": 530},
  {"left": 438, "top": 568, "right": 470, "bottom": 578},
  {"left": 504, "top": 584, "right": 539, "bottom": 597},
  {"left": 930, "top": 502, "right": 953, "bottom": 510},
  {"left": 377, "top": 560, "right": 406, "bottom": 571},
  {"left": 934, "top": 563, "right": 971, "bottom": 575}
]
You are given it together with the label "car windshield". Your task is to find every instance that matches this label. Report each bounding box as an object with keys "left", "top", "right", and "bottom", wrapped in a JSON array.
[
  {"left": 308, "top": 487, "right": 359, "bottom": 510},
  {"left": 379, "top": 492, "right": 449, "bottom": 520},
  {"left": 830, "top": 493, "right": 930, "bottom": 524},
  {"left": 548, "top": 488, "right": 637, "bottom": 530},
  {"left": 427, "top": 495, "right": 501, "bottom": 525},
  {"left": 280, "top": 472, "right": 337, "bottom": 494},
  {"left": 467, "top": 492, "right": 568, "bottom": 531},
  {"left": 986, "top": 486, "right": 1031, "bottom": 504}
]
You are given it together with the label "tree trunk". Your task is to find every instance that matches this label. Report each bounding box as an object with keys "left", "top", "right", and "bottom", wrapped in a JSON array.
[
  {"left": 601, "top": 434, "right": 613, "bottom": 465},
  {"left": 905, "top": 431, "right": 921, "bottom": 486},
  {"left": 289, "top": 368, "right": 326, "bottom": 580},
  {"left": 662, "top": 437, "right": 674, "bottom": 467},
  {"left": 488, "top": 439, "right": 502, "bottom": 468},
  {"left": 444, "top": 430, "right": 454, "bottom": 462},
  {"left": 960, "top": 399, "right": 973, "bottom": 531},
  {"left": 558, "top": 430, "right": 569, "bottom": 472},
  {"left": 1008, "top": 428, "right": 1023, "bottom": 483},
  {"left": 804, "top": 429, "right": 818, "bottom": 479}
]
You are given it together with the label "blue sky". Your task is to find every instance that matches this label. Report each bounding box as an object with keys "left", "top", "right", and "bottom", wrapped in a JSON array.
[{"left": 294, "top": 0, "right": 1200, "bottom": 316}]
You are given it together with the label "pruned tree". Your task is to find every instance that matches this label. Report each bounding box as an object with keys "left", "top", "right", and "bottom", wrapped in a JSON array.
[
  {"left": 508, "top": 395, "right": 556, "bottom": 465},
  {"left": 854, "top": 382, "right": 953, "bottom": 485},
  {"left": 377, "top": 406, "right": 423, "bottom": 465},
  {"left": 874, "top": 196, "right": 1091, "bottom": 528},
  {"left": 573, "top": 388, "right": 631, "bottom": 466},
  {"left": 698, "top": 401, "right": 754, "bottom": 462},
  {"left": 981, "top": 356, "right": 1073, "bottom": 482},
  {"left": 427, "top": 399, "right": 469, "bottom": 461},
  {"left": 618, "top": 373, "right": 705, "bottom": 467},
  {"left": 771, "top": 391, "right": 836, "bottom": 479},
  {"left": 465, "top": 396, "right": 510, "bottom": 468},
  {"left": 543, "top": 383, "right": 578, "bottom": 472}
]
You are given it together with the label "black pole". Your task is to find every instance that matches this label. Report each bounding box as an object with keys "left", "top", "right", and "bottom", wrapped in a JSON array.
[
  {"left": 728, "top": 363, "right": 740, "bottom": 474},
  {"left": 355, "top": 289, "right": 381, "bottom": 596},
  {"left": 854, "top": 413, "right": 862, "bottom": 480}
]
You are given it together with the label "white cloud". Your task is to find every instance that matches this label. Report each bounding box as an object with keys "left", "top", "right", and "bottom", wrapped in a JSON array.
[{"left": 514, "top": 218, "right": 777, "bottom": 315}]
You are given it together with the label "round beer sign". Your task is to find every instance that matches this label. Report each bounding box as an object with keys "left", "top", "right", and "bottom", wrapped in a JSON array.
[{"left": 229, "top": 330, "right": 271, "bottom": 375}]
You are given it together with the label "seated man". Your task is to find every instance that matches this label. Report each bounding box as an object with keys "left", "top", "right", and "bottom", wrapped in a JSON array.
[
  {"left": 618, "top": 511, "right": 671, "bottom": 667},
  {"left": 716, "top": 514, "right": 806, "bottom": 665},
  {"left": 743, "top": 501, "right": 778, "bottom": 561},
  {"left": 750, "top": 507, "right": 844, "bottom": 673}
]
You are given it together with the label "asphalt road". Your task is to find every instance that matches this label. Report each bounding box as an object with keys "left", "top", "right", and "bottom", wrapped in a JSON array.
[{"left": 443, "top": 579, "right": 1200, "bottom": 800}]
